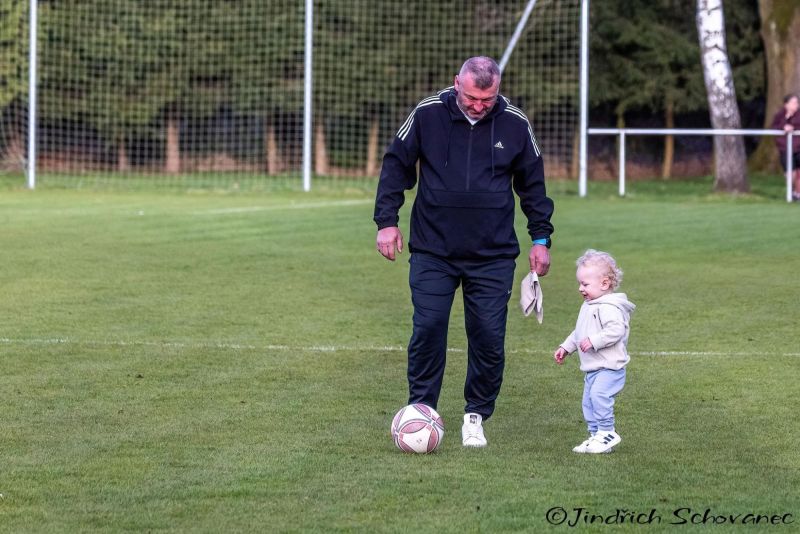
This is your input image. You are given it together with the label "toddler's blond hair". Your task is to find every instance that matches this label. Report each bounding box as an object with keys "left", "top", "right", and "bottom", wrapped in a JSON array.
[{"left": 576, "top": 249, "right": 623, "bottom": 290}]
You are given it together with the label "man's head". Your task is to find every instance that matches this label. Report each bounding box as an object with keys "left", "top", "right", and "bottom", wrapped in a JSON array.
[{"left": 454, "top": 56, "right": 501, "bottom": 121}]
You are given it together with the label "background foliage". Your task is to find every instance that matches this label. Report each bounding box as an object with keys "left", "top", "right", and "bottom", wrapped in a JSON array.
[{"left": 0, "top": 0, "right": 780, "bottom": 179}]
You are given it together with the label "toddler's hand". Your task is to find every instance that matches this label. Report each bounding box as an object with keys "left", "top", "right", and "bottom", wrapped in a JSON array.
[
  {"left": 579, "top": 338, "right": 594, "bottom": 352},
  {"left": 554, "top": 347, "right": 568, "bottom": 365}
]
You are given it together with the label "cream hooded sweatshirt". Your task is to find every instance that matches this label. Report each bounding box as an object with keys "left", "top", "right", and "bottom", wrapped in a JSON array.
[{"left": 560, "top": 293, "right": 636, "bottom": 372}]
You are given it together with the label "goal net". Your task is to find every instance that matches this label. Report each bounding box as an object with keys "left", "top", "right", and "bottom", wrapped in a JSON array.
[{"left": 0, "top": 0, "right": 580, "bottom": 189}]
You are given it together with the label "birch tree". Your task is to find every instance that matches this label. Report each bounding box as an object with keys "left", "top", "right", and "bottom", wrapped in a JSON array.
[{"left": 696, "top": 0, "right": 748, "bottom": 192}]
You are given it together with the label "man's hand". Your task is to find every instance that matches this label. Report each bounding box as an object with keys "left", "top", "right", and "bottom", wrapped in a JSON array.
[
  {"left": 376, "top": 226, "right": 404, "bottom": 261},
  {"left": 529, "top": 244, "right": 550, "bottom": 276}
]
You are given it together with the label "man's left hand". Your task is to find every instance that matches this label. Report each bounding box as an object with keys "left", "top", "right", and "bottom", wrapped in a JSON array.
[{"left": 529, "top": 244, "right": 550, "bottom": 276}]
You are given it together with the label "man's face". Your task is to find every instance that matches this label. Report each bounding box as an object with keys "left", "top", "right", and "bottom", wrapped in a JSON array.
[{"left": 454, "top": 73, "right": 499, "bottom": 121}]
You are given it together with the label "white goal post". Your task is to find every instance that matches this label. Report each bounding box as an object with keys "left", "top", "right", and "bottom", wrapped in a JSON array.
[{"left": 26, "top": 0, "right": 37, "bottom": 189}]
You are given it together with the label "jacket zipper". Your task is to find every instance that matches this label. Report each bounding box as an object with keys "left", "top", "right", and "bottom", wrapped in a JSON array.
[{"left": 466, "top": 125, "right": 474, "bottom": 191}]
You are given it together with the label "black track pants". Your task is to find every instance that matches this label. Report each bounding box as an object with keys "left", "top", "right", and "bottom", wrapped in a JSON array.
[{"left": 407, "top": 252, "right": 515, "bottom": 419}]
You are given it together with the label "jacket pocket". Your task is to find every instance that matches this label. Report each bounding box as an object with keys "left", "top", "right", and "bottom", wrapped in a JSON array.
[
  {"left": 424, "top": 188, "right": 510, "bottom": 209},
  {"left": 593, "top": 311, "right": 604, "bottom": 330},
  {"left": 418, "top": 188, "right": 515, "bottom": 257}
]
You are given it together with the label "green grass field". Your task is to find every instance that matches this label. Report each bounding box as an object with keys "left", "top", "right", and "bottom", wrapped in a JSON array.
[{"left": 1, "top": 175, "right": 799, "bottom": 532}]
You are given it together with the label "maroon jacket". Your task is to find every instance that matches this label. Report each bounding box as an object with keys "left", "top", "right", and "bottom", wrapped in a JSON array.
[{"left": 770, "top": 108, "right": 800, "bottom": 153}]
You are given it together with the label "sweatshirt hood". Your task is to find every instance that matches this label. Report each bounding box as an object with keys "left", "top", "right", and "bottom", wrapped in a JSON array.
[
  {"left": 442, "top": 87, "right": 508, "bottom": 121},
  {"left": 588, "top": 293, "right": 636, "bottom": 316}
]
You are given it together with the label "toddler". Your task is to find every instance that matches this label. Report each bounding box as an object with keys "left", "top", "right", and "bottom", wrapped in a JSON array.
[{"left": 554, "top": 250, "right": 635, "bottom": 454}]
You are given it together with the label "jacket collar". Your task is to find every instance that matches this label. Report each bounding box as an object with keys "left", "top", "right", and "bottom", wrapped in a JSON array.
[{"left": 441, "top": 87, "right": 507, "bottom": 123}]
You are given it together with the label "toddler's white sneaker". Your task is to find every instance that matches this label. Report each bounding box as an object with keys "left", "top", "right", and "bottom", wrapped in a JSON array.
[
  {"left": 572, "top": 434, "right": 595, "bottom": 453},
  {"left": 584, "top": 430, "right": 621, "bottom": 454}
]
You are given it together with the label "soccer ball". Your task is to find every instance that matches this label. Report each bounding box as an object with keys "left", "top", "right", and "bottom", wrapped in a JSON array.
[{"left": 390, "top": 403, "right": 445, "bottom": 453}]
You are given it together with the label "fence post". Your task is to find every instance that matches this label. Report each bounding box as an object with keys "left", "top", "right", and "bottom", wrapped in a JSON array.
[
  {"left": 27, "top": 0, "right": 38, "bottom": 189},
  {"left": 787, "top": 132, "right": 794, "bottom": 203},
  {"left": 619, "top": 131, "right": 626, "bottom": 196}
]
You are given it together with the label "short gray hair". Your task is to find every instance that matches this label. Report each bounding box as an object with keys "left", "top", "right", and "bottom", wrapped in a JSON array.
[
  {"left": 576, "top": 249, "right": 624, "bottom": 290},
  {"left": 459, "top": 56, "right": 501, "bottom": 90}
]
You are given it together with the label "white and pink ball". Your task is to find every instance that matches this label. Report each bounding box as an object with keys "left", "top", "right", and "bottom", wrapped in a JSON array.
[{"left": 390, "top": 403, "right": 445, "bottom": 453}]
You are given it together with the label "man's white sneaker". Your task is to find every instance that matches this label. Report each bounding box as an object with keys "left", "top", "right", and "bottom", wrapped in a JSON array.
[
  {"left": 584, "top": 430, "right": 621, "bottom": 454},
  {"left": 461, "top": 413, "right": 487, "bottom": 447},
  {"left": 572, "top": 435, "right": 595, "bottom": 453}
]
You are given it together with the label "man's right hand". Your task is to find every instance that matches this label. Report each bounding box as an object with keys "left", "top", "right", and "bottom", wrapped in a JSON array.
[{"left": 376, "top": 226, "right": 404, "bottom": 261}]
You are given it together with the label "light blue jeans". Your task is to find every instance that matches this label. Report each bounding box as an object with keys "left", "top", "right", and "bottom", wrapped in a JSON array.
[{"left": 582, "top": 368, "right": 626, "bottom": 433}]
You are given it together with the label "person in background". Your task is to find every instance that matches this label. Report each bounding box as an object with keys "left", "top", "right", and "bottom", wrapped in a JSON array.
[{"left": 770, "top": 94, "right": 800, "bottom": 201}]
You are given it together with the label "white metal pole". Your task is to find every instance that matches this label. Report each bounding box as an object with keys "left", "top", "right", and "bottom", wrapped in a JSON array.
[
  {"left": 787, "top": 132, "right": 793, "bottom": 203},
  {"left": 27, "top": 0, "right": 38, "bottom": 189},
  {"left": 498, "top": 0, "right": 539, "bottom": 73},
  {"left": 578, "top": 0, "right": 589, "bottom": 197},
  {"left": 619, "top": 131, "right": 626, "bottom": 196},
  {"left": 302, "top": 0, "right": 313, "bottom": 192}
]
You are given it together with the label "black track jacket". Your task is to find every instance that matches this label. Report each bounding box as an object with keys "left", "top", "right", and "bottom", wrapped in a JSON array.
[{"left": 374, "top": 87, "right": 554, "bottom": 260}]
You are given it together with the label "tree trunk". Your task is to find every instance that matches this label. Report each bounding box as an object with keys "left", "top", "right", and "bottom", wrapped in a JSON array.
[
  {"left": 366, "top": 118, "right": 380, "bottom": 176},
  {"left": 314, "top": 121, "right": 329, "bottom": 176},
  {"left": 165, "top": 115, "right": 180, "bottom": 174},
  {"left": 570, "top": 127, "right": 580, "bottom": 179},
  {"left": 1, "top": 130, "right": 24, "bottom": 167},
  {"left": 264, "top": 121, "right": 284, "bottom": 175},
  {"left": 662, "top": 97, "right": 674, "bottom": 180},
  {"left": 118, "top": 138, "right": 130, "bottom": 172},
  {"left": 696, "top": 0, "right": 749, "bottom": 193},
  {"left": 751, "top": 0, "right": 800, "bottom": 171}
]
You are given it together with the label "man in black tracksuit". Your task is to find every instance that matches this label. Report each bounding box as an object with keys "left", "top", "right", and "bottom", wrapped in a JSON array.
[{"left": 374, "top": 56, "right": 554, "bottom": 447}]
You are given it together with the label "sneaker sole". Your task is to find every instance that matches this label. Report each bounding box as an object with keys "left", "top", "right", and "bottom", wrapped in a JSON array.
[
  {"left": 584, "top": 448, "right": 615, "bottom": 454},
  {"left": 585, "top": 441, "right": 620, "bottom": 454}
]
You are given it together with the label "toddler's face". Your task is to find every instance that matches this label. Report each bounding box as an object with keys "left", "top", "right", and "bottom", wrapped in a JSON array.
[{"left": 576, "top": 265, "right": 612, "bottom": 301}]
